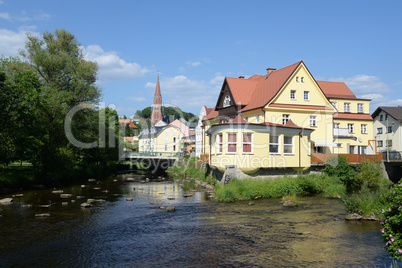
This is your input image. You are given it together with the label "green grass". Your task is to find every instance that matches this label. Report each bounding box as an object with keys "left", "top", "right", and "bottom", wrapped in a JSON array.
[{"left": 168, "top": 161, "right": 218, "bottom": 186}]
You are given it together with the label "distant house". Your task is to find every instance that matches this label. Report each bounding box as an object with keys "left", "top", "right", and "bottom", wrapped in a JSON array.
[
  {"left": 372, "top": 106, "right": 402, "bottom": 153},
  {"left": 138, "top": 124, "right": 185, "bottom": 154},
  {"left": 119, "top": 119, "right": 139, "bottom": 136}
]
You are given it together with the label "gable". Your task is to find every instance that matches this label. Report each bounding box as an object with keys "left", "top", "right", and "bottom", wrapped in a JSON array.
[
  {"left": 268, "top": 62, "right": 334, "bottom": 110},
  {"left": 215, "top": 82, "right": 235, "bottom": 109}
]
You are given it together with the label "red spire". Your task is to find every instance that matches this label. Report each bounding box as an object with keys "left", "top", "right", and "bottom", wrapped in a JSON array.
[{"left": 155, "top": 73, "right": 161, "bottom": 96}]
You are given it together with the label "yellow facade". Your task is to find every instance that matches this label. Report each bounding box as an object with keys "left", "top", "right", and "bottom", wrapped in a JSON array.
[{"left": 138, "top": 125, "right": 184, "bottom": 154}]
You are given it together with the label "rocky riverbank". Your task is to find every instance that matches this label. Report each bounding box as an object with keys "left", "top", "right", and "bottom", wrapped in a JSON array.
[{"left": 167, "top": 170, "right": 216, "bottom": 199}]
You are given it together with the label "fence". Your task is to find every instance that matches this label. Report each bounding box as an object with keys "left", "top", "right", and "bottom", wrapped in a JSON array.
[{"left": 311, "top": 153, "right": 383, "bottom": 164}]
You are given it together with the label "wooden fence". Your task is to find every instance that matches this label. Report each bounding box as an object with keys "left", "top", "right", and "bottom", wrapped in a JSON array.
[{"left": 311, "top": 153, "right": 383, "bottom": 164}]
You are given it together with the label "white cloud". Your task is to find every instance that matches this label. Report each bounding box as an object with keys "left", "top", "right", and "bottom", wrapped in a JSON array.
[
  {"left": 33, "top": 11, "right": 51, "bottom": 21},
  {"left": 186, "top": 61, "right": 201, "bottom": 67},
  {"left": 330, "top": 74, "right": 390, "bottom": 95},
  {"left": 0, "top": 12, "right": 11, "bottom": 21},
  {"left": 0, "top": 1, "right": 5, "bottom": 4},
  {"left": 125, "top": 96, "right": 147, "bottom": 103},
  {"left": 0, "top": 28, "right": 34, "bottom": 57},
  {"left": 145, "top": 75, "right": 220, "bottom": 110},
  {"left": 210, "top": 72, "right": 225, "bottom": 85},
  {"left": 83, "top": 44, "right": 150, "bottom": 82}
]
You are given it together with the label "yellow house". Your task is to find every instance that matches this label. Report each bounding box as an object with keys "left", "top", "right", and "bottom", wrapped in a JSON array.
[
  {"left": 202, "top": 61, "right": 374, "bottom": 175},
  {"left": 138, "top": 124, "right": 185, "bottom": 154}
]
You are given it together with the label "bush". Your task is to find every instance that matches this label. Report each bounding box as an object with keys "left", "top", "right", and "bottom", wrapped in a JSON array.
[
  {"left": 355, "top": 159, "right": 383, "bottom": 188},
  {"left": 381, "top": 179, "right": 402, "bottom": 260},
  {"left": 323, "top": 155, "right": 357, "bottom": 190}
]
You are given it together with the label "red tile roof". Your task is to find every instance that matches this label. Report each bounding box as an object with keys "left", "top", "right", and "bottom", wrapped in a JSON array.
[
  {"left": 334, "top": 113, "right": 373, "bottom": 121},
  {"left": 129, "top": 122, "right": 138, "bottom": 128},
  {"left": 226, "top": 77, "right": 260, "bottom": 106},
  {"left": 119, "top": 119, "right": 132, "bottom": 124},
  {"left": 230, "top": 114, "right": 248, "bottom": 124},
  {"left": 203, "top": 108, "right": 219, "bottom": 121},
  {"left": 316, "top": 80, "right": 357, "bottom": 99},
  {"left": 240, "top": 61, "right": 302, "bottom": 112}
]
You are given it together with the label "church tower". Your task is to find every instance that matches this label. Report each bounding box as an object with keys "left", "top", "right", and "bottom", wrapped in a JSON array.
[{"left": 151, "top": 74, "right": 163, "bottom": 125}]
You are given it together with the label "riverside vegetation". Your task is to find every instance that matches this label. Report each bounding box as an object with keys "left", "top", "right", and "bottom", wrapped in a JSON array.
[{"left": 168, "top": 155, "right": 402, "bottom": 260}]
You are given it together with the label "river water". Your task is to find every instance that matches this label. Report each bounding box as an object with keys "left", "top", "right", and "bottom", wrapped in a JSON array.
[{"left": 0, "top": 173, "right": 399, "bottom": 267}]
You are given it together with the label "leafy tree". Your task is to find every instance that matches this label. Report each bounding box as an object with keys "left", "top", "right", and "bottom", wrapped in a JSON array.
[{"left": 124, "top": 123, "right": 134, "bottom": 137}]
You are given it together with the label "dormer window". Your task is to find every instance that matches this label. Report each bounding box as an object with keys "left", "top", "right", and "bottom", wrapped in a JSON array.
[
  {"left": 296, "top": 77, "right": 299, "bottom": 82},
  {"left": 223, "top": 95, "right": 231, "bottom": 107}
]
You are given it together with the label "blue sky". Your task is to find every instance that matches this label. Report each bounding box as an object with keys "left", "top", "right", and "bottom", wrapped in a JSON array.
[{"left": 1, "top": 0, "right": 402, "bottom": 116}]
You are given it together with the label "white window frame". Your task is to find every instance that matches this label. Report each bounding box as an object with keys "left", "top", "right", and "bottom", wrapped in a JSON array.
[
  {"left": 223, "top": 95, "right": 231, "bottom": 107},
  {"left": 344, "top": 103, "right": 351, "bottom": 113},
  {"left": 269, "top": 134, "right": 280, "bottom": 155},
  {"left": 282, "top": 114, "right": 289, "bottom": 125},
  {"left": 357, "top": 103, "right": 364, "bottom": 113},
  {"left": 283, "top": 136, "right": 294, "bottom": 155},
  {"left": 310, "top": 116, "right": 317, "bottom": 127},
  {"left": 304, "top": 91, "right": 309, "bottom": 101},
  {"left": 290, "top": 90, "right": 296, "bottom": 100},
  {"left": 242, "top": 133, "right": 253, "bottom": 154},
  {"left": 361, "top": 124, "right": 367, "bottom": 134},
  {"left": 334, "top": 123, "right": 340, "bottom": 129},
  {"left": 226, "top": 133, "right": 237, "bottom": 154},
  {"left": 377, "top": 127, "right": 383, "bottom": 134},
  {"left": 165, "top": 145, "right": 168, "bottom": 151},
  {"left": 378, "top": 140, "right": 383, "bottom": 147},
  {"left": 296, "top": 77, "right": 299, "bottom": 82},
  {"left": 217, "top": 133, "right": 223, "bottom": 154},
  {"left": 348, "top": 123, "right": 354, "bottom": 133},
  {"left": 331, "top": 102, "right": 337, "bottom": 109}
]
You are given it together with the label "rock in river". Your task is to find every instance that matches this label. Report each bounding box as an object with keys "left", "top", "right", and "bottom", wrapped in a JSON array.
[
  {"left": 0, "top": 198, "right": 13, "bottom": 204},
  {"left": 345, "top": 213, "right": 363, "bottom": 220}
]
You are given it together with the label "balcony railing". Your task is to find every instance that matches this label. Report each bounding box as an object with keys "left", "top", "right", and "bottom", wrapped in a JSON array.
[
  {"left": 333, "top": 128, "right": 350, "bottom": 137},
  {"left": 311, "top": 153, "right": 383, "bottom": 164}
]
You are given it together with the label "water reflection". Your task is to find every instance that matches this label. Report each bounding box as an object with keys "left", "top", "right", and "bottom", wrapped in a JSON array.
[{"left": 0, "top": 173, "right": 399, "bottom": 267}]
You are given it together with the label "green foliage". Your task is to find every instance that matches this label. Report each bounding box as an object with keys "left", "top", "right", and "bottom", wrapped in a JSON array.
[
  {"left": 124, "top": 123, "right": 134, "bottom": 137},
  {"left": 355, "top": 159, "right": 383, "bottom": 188},
  {"left": 323, "top": 155, "right": 357, "bottom": 190},
  {"left": 381, "top": 180, "right": 402, "bottom": 260},
  {"left": 167, "top": 161, "right": 217, "bottom": 186},
  {"left": 343, "top": 181, "right": 392, "bottom": 217},
  {"left": 215, "top": 174, "right": 331, "bottom": 202},
  {"left": 137, "top": 106, "right": 198, "bottom": 122}
]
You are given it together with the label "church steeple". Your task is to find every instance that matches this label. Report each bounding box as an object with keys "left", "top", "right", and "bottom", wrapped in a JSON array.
[{"left": 151, "top": 74, "right": 163, "bottom": 124}]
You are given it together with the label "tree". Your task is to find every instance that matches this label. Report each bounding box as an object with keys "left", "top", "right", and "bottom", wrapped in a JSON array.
[{"left": 18, "top": 29, "right": 101, "bottom": 179}]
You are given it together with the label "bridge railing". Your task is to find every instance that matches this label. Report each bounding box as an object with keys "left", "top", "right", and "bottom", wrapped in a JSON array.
[
  {"left": 124, "top": 151, "right": 181, "bottom": 158},
  {"left": 382, "top": 151, "right": 402, "bottom": 161}
]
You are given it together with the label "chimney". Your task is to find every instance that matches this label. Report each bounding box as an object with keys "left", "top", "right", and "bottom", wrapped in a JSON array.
[
  {"left": 266, "top": 68, "right": 276, "bottom": 76},
  {"left": 238, "top": 75, "right": 245, "bottom": 79}
]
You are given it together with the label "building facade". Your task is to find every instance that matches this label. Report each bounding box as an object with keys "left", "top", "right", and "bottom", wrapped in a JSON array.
[
  {"left": 372, "top": 107, "right": 402, "bottom": 154},
  {"left": 202, "top": 61, "right": 374, "bottom": 174}
]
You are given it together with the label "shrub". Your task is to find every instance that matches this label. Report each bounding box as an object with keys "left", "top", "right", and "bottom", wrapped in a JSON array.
[
  {"left": 355, "top": 159, "right": 383, "bottom": 188},
  {"left": 324, "top": 183, "right": 346, "bottom": 198},
  {"left": 381, "top": 179, "right": 402, "bottom": 260},
  {"left": 323, "top": 155, "right": 357, "bottom": 190}
]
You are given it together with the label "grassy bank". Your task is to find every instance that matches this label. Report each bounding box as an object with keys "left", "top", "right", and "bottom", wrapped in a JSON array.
[
  {"left": 214, "top": 174, "right": 346, "bottom": 202},
  {"left": 167, "top": 159, "right": 218, "bottom": 186}
]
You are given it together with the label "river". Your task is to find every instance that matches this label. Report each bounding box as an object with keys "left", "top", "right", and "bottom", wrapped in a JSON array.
[{"left": 0, "top": 172, "right": 399, "bottom": 267}]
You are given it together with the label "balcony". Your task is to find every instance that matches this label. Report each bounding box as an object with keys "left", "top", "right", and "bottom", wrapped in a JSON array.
[{"left": 333, "top": 128, "right": 350, "bottom": 138}]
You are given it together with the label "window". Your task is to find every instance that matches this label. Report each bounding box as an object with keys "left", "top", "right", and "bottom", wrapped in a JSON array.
[
  {"left": 269, "top": 134, "right": 280, "bottom": 154},
  {"left": 335, "top": 143, "right": 342, "bottom": 148},
  {"left": 361, "top": 124, "right": 367, "bottom": 134},
  {"left": 331, "top": 102, "right": 337, "bottom": 109},
  {"left": 388, "top": 126, "right": 393, "bottom": 133},
  {"left": 357, "top": 103, "right": 364, "bottom": 113},
  {"left": 166, "top": 129, "right": 169, "bottom": 135},
  {"left": 387, "top": 140, "right": 392, "bottom": 147},
  {"left": 344, "top": 103, "right": 350, "bottom": 113},
  {"left": 173, "top": 137, "right": 176, "bottom": 143},
  {"left": 173, "top": 129, "right": 176, "bottom": 136},
  {"left": 304, "top": 91, "right": 309, "bottom": 101},
  {"left": 284, "top": 136, "right": 294, "bottom": 154},
  {"left": 223, "top": 95, "right": 231, "bottom": 107},
  {"left": 165, "top": 137, "right": 168, "bottom": 143},
  {"left": 256, "top": 115, "right": 260, "bottom": 123},
  {"left": 301, "top": 77, "right": 304, "bottom": 83},
  {"left": 227, "top": 133, "right": 237, "bottom": 153},
  {"left": 310, "top": 116, "right": 317, "bottom": 127},
  {"left": 217, "top": 134, "right": 223, "bottom": 154},
  {"left": 282, "top": 114, "right": 289, "bottom": 125},
  {"left": 242, "top": 133, "right": 253, "bottom": 154},
  {"left": 378, "top": 140, "right": 383, "bottom": 147},
  {"left": 348, "top": 123, "right": 354, "bottom": 133},
  {"left": 173, "top": 145, "right": 176, "bottom": 151},
  {"left": 290, "top": 90, "right": 296, "bottom": 100},
  {"left": 385, "top": 114, "right": 389, "bottom": 120},
  {"left": 359, "top": 146, "right": 367, "bottom": 155},
  {"left": 296, "top": 77, "right": 299, "bottom": 82},
  {"left": 380, "top": 115, "right": 383, "bottom": 121},
  {"left": 334, "top": 123, "right": 340, "bottom": 129},
  {"left": 165, "top": 145, "right": 167, "bottom": 151},
  {"left": 377, "top": 127, "right": 383, "bottom": 134}
]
